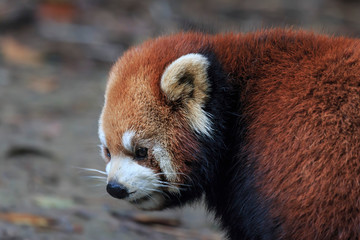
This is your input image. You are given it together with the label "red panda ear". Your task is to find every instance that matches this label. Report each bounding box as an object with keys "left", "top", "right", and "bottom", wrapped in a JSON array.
[
  {"left": 160, "top": 53, "right": 212, "bottom": 136},
  {"left": 161, "top": 53, "right": 210, "bottom": 103}
]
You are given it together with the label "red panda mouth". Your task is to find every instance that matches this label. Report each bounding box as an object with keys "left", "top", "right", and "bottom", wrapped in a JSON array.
[{"left": 129, "top": 194, "right": 153, "bottom": 204}]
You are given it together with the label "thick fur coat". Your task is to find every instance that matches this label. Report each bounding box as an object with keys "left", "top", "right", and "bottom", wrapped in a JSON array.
[{"left": 98, "top": 29, "right": 360, "bottom": 239}]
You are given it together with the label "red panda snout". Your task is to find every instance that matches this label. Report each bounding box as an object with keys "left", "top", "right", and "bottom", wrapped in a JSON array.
[
  {"left": 106, "top": 181, "right": 130, "bottom": 199},
  {"left": 104, "top": 153, "right": 167, "bottom": 210},
  {"left": 99, "top": 127, "right": 181, "bottom": 210}
]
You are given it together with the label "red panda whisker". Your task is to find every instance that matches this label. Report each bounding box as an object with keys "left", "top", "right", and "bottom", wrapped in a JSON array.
[
  {"left": 153, "top": 172, "right": 192, "bottom": 181},
  {"left": 82, "top": 176, "right": 107, "bottom": 184},
  {"left": 75, "top": 167, "right": 107, "bottom": 175},
  {"left": 84, "top": 176, "right": 107, "bottom": 179},
  {"left": 154, "top": 181, "right": 191, "bottom": 187},
  {"left": 158, "top": 190, "right": 171, "bottom": 200},
  {"left": 153, "top": 180, "right": 182, "bottom": 185},
  {"left": 146, "top": 195, "right": 158, "bottom": 204},
  {"left": 152, "top": 183, "right": 178, "bottom": 189},
  {"left": 139, "top": 183, "right": 179, "bottom": 197},
  {"left": 154, "top": 172, "right": 189, "bottom": 176},
  {"left": 138, "top": 186, "right": 162, "bottom": 193},
  {"left": 81, "top": 177, "right": 107, "bottom": 186},
  {"left": 136, "top": 187, "right": 170, "bottom": 201},
  {"left": 84, "top": 181, "right": 108, "bottom": 188},
  {"left": 152, "top": 183, "right": 188, "bottom": 191}
]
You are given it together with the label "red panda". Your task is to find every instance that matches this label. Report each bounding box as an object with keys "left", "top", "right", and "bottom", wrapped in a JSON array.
[{"left": 98, "top": 29, "right": 360, "bottom": 239}]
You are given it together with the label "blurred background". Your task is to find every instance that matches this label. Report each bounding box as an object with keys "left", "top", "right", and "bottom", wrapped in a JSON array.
[{"left": 0, "top": 0, "right": 359, "bottom": 239}]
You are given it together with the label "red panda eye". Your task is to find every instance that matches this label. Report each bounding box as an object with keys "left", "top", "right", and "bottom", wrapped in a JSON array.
[
  {"left": 104, "top": 147, "right": 111, "bottom": 161},
  {"left": 135, "top": 147, "right": 148, "bottom": 159}
]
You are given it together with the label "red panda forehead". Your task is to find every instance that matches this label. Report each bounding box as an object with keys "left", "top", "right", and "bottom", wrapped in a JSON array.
[
  {"left": 106, "top": 33, "right": 214, "bottom": 106},
  {"left": 110, "top": 32, "right": 213, "bottom": 85},
  {"left": 101, "top": 32, "right": 212, "bottom": 152},
  {"left": 102, "top": 89, "right": 167, "bottom": 153},
  {"left": 102, "top": 72, "right": 174, "bottom": 152}
]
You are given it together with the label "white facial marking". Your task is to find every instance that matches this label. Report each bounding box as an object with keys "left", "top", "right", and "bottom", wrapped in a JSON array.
[
  {"left": 188, "top": 107, "right": 213, "bottom": 138},
  {"left": 152, "top": 144, "right": 178, "bottom": 183},
  {"left": 105, "top": 161, "right": 112, "bottom": 176},
  {"left": 98, "top": 118, "right": 106, "bottom": 146},
  {"left": 107, "top": 154, "right": 166, "bottom": 209},
  {"left": 122, "top": 130, "right": 135, "bottom": 152}
]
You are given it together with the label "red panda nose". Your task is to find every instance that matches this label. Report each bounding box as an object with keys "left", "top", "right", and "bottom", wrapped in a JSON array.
[{"left": 106, "top": 181, "right": 129, "bottom": 199}]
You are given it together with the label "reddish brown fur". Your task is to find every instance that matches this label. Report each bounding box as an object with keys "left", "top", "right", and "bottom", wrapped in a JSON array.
[
  {"left": 102, "top": 29, "right": 360, "bottom": 239},
  {"left": 211, "top": 30, "right": 360, "bottom": 239},
  {"left": 102, "top": 34, "right": 208, "bottom": 177}
]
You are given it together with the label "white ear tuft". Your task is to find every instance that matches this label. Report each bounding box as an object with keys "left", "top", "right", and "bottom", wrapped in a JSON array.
[
  {"left": 161, "top": 53, "right": 210, "bottom": 102},
  {"left": 160, "top": 53, "right": 212, "bottom": 136}
]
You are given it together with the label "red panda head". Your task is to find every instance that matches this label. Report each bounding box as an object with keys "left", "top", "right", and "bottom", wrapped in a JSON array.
[{"left": 98, "top": 33, "right": 228, "bottom": 210}]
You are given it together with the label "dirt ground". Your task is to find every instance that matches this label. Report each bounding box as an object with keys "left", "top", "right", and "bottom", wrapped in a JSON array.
[{"left": 0, "top": 0, "right": 360, "bottom": 239}]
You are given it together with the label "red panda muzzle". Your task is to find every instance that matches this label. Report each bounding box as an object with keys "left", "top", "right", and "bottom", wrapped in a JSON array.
[{"left": 106, "top": 181, "right": 129, "bottom": 199}]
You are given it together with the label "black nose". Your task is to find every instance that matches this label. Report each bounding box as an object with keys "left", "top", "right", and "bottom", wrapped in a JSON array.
[{"left": 106, "top": 181, "right": 129, "bottom": 199}]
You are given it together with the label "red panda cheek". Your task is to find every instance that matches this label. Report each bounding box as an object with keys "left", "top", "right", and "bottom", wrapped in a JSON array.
[
  {"left": 149, "top": 156, "right": 157, "bottom": 168},
  {"left": 169, "top": 126, "right": 200, "bottom": 181},
  {"left": 133, "top": 153, "right": 162, "bottom": 175}
]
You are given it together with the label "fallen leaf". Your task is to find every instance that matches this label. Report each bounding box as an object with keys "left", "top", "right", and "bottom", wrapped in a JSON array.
[
  {"left": 0, "top": 212, "right": 83, "bottom": 234},
  {"left": 0, "top": 212, "right": 57, "bottom": 228},
  {"left": 0, "top": 37, "right": 43, "bottom": 66},
  {"left": 33, "top": 195, "right": 75, "bottom": 209}
]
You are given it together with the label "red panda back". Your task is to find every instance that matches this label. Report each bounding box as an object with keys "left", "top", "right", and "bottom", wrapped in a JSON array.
[{"left": 212, "top": 30, "right": 360, "bottom": 239}]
